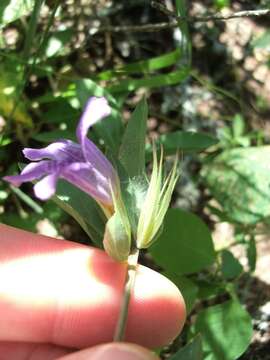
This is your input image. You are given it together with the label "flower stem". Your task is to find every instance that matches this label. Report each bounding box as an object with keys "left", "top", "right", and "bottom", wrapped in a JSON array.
[{"left": 113, "top": 248, "right": 140, "bottom": 341}]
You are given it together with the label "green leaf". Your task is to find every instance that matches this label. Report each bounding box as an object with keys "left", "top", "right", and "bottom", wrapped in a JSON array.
[
  {"left": 247, "top": 236, "right": 257, "bottom": 272},
  {"left": 169, "top": 335, "right": 203, "bottom": 360},
  {"left": 196, "top": 280, "right": 225, "bottom": 301},
  {"left": 150, "top": 209, "right": 215, "bottom": 274},
  {"left": 0, "top": 0, "right": 34, "bottom": 28},
  {"left": 52, "top": 180, "right": 106, "bottom": 247},
  {"left": 119, "top": 97, "right": 147, "bottom": 178},
  {"left": 108, "top": 67, "right": 189, "bottom": 94},
  {"left": 42, "top": 99, "right": 78, "bottom": 123},
  {"left": 1, "top": 213, "right": 39, "bottom": 232},
  {"left": 97, "top": 48, "right": 182, "bottom": 80},
  {"left": 76, "top": 78, "right": 118, "bottom": 108},
  {"left": 146, "top": 131, "right": 218, "bottom": 159},
  {"left": 193, "top": 300, "right": 252, "bottom": 360},
  {"left": 202, "top": 146, "right": 270, "bottom": 224},
  {"left": 221, "top": 250, "right": 243, "bottom": 279},
  {"left": 164, "top": 273, "right": 199, "bottom": 314}
]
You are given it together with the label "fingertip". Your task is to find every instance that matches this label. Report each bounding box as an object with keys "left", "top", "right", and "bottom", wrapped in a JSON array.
[
  {"left": 58, "top": 343, "right": 159, "bottom": 360},
  {"left": 0, "top": 225, "right": 186, "bottom": 349},
  {"left": 126, "top": 266, "right": 186, "bottom": 348}
]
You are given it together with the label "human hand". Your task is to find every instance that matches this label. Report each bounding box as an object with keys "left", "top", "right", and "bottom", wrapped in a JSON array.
[{"left": 0, "top": 224, "right": 186, "bottom": 359}]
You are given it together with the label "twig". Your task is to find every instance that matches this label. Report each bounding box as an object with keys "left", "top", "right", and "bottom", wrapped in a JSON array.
[
  {"left": 94, "top": 6, "right": 270, "bottom": 33},
  {"left": 152, "top": 1, "right": 270, "bottom": 21},
  {"left": 93, "top": 21, "right": 178, "bottom": 33},
  {"left": 113, "top": 249, "right": 140, "bottom": 341}
]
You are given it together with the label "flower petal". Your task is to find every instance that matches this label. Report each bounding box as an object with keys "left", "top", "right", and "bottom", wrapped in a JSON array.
[
  {"left": 76, "top": 97, "right": 111, "bottom": 144},
  {"left": 23, "top": 140, "right": 84, "bottom": 162},
  {"left": 61, "top": 162, "right": 112, "bottom": 205},
  {"left": 33, "top": 173, "right": 58, "bottom": 200},
  {"left": 83, "top": 138, "right": 116, "bottom": 178},
  {"left": 76, "top": 97, "right": 116, "bottom": 183},
  {"left": 3, "top": 160, "right": 52, "bottom": 186}
]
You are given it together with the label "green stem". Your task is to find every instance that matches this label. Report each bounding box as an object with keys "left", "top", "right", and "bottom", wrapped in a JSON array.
[
  {"left": 113, "top": 249, "right": 140, "bottom": 341},
  {"left": 22, "top": 0, "right": 44, "bottom": 61}
]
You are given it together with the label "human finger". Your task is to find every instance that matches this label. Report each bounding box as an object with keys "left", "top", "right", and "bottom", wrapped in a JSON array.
[
  {"left": 57, "top": 342, "right": 160, "bottom": 360},
  {"left": 0, "top": 341, "right": 72, "bottom": 360},
  {"left": 0, "top": 224, "right": 186, "bottom": 349}
]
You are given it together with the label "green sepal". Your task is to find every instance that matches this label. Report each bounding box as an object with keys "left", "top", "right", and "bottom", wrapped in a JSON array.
[{"left": 103, "top": 211, "right": 131, "bottom": 262}]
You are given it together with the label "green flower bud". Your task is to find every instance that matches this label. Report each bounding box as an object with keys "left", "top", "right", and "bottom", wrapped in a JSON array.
[
  {"left": 103, "top": 211, "right": 131, "bottom": 262},
  {"left": 136, "top": 147, "right": 179, "bottom": 249},
  {"left": 103, "top": 183, "right": 131, "bottom": 262}
]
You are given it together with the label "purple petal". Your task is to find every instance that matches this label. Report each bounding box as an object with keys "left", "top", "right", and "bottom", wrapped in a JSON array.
[
  {"left": 83, "top": 138, "right": 117, "bottom": 179},
  {"left": 23, "top": 140, "right": 84, "bottom": 162},
  {"left": 76, "top": 97, "right": 111, "bottom": 145},
  {"left": 34, "top": 173, "right": 58, "bottom": 200},
  {"left": 61, "top": 162, "right": 112, "bottom": 205},
  {"left": 3, "top": 160, "right": 52, "bottom": 186},
  {"left": 75, "top": 97, "right": 116, "bottom": 181}
]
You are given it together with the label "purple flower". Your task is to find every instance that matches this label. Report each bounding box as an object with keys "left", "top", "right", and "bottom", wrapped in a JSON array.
[{"left": 4, "top": 97, "right": 118, "bottom": 209}]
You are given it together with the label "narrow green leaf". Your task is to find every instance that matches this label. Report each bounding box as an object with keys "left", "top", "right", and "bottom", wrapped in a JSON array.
[
  {"left": 175, "top": 0, "right": 192, "bottom": 66},
  {"left": 76, "top": 79, "right": 119, "bottom": 108},
  {"left": 169, "top": 335, "right": 203, "bottom": 360},
  {"left": 150, "top": 209, "right": 215, "bottom": 274},
  {"left": 22, "top": 0, "right": 44, "bottom": 61},
  {"left": 146, "top": 131, "right": 218, "bottom": 159},
  {"left": 119, "top": 97, "right": 147, "bottom": 178},
  {"left": 108, "top": 68, "right": 189, "bottom": 94},
  {"left": 97, "top": 48, "right": 182, "bottom": 80},
  {"left": 193, "top": 300, "right": 252, "bottom": 360},
  {"left": 10, "top": 185, "right": 43, "bottom": 214}
]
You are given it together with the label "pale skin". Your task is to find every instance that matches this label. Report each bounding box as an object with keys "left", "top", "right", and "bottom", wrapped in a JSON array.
[{"left": 0, "top": 224, "right": 186, "bottom": 360}]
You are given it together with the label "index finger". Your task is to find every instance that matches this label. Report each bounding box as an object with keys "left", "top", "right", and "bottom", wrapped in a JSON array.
[{"left": 0, "top": 225, "right": 186, "bottom": 349}]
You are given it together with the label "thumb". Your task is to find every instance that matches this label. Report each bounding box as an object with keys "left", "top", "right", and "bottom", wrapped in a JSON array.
[{"left": 57, "top": 342, "right": 160, "bottom": 360}]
